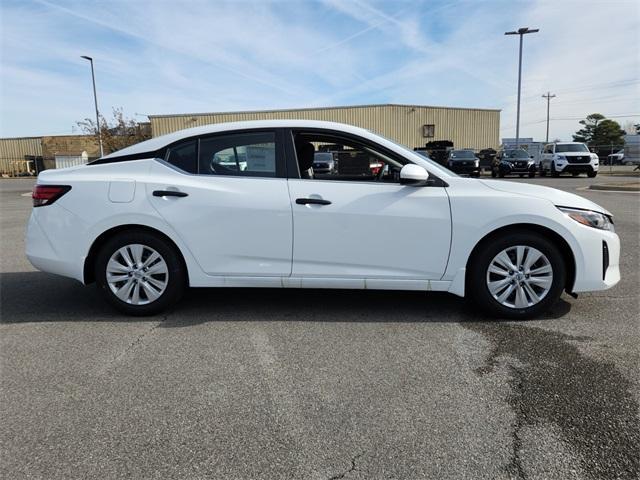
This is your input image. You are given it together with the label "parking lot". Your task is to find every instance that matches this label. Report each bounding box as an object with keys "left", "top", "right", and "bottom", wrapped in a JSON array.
[{"left": 1, "top": 175, "right": 638, "bottom": 479}]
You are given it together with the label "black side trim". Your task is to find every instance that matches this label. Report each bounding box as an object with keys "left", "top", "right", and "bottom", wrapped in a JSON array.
[
  {"left": 88, "top": 151, "right": 160, "bottom": 165},
  {"left": 602, "top": 241, "right": 609, "bottom": 281}
]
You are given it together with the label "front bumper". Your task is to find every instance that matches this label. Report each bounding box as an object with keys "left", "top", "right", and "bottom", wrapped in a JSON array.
[
  {"left": 498, "top": 162, "right": 536, "bottom": 175},
  {"left": 557, "top": 163, "right": 597, "bottom": 174},
  {"left": 449, "top": 163, "right": 480, "bottom": 175},
  {"left": 571, "top": 227, "right": 620, "bottom": 292}
]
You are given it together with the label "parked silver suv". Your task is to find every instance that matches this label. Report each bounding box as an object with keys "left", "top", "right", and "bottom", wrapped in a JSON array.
[{"left": 313, "top": 152, "right": 336, "bottom": 174}]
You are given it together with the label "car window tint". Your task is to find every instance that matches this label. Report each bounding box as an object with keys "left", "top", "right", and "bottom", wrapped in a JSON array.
[
  {"left": 165, "top": 140, "right": 197, "bottom": 173},
  {"left": 199, "top": 132, "right": 276, "bottom": 177},
  {"left": 293, "top": 133, "right": 406, "bottom": 183}
]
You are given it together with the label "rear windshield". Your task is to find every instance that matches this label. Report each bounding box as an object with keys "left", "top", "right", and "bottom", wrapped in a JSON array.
[{"left": 556, "top": 144, "right": 589, "bottom": 153}]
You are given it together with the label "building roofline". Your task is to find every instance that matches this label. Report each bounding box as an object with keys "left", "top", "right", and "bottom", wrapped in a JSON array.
[
  {"left": 0, "top": 136, "right": 43, "bottom": 141},
  {"left": 148, "top": 103, "right": 501, "bottom": 119}
]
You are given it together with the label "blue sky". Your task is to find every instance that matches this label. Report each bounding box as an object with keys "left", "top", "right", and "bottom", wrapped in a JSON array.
[{"left": 1, "top": 0, "right": 638, "bottom": 142}]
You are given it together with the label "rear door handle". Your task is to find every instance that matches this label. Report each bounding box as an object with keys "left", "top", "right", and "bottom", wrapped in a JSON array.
[
  {"left": 296, "top": 198, "right": 331, "bottom": 205},
  {"left": 153, "top": 190, "right": 188, "bottom": 198}
]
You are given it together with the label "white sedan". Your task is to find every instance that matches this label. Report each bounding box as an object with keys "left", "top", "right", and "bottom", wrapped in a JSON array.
[{"left": 26, "top": 120, "right": 620, "bottom": 319}]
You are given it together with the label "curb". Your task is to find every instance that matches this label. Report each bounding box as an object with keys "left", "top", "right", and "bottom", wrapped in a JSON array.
[{"left": 589, "top": 184, "right": 640, "bottom": 192}]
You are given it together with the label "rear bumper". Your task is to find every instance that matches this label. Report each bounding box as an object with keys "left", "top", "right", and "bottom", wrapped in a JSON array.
[{"left": 25, "top": 205, "right": 87, "bottom": 283}]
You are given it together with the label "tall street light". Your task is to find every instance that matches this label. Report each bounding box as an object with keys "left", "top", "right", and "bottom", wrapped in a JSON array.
[
  {"left": 505, "top": 27, "right": 539, "bottom": 149},
  {"left": 80, "top": 55, "right": 104, "bottom": 157}
]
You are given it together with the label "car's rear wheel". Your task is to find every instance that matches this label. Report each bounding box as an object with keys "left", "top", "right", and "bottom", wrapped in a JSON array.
[
  {"left": 95, "top": 231, "right": 186, "bottom": 316},
  {"left": 468, "top": 231, "right": 566, "bottom": 319}
]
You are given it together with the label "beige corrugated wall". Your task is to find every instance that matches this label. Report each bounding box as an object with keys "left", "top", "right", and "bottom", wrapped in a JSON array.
[
  {"left": 0, "top": 137, "right": 43, "bottom": 175},
  {"left": 149, "top": 104, "right": 500, "bottom": 150}
]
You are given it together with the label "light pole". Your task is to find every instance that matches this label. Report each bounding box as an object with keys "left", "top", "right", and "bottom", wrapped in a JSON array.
[
  {"left": 542, "top": 91, "right": 556, "bottom": 143},
  {"left": 80, "top": 55, "right": 104, "bottom": 157},
  {"left": 505, "top": 27, "right": 539, "bottom": 149}
]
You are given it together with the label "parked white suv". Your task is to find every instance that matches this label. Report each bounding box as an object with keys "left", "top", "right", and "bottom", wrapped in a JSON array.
[{"left": 540, "top": 142, "right": 599, "bottom": 178}]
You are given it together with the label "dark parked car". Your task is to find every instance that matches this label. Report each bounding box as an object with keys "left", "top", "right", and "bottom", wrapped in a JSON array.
[
  {"left": 492, "top": 149, "right": 536, "bottom": 178},
  {"left": 446, "top": 150, "right": 480, "bottom": 176}
]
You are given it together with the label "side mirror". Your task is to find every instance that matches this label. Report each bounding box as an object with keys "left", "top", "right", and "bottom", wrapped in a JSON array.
[{"left": 400, "top": 164, "right": 429, "bottom": 186}]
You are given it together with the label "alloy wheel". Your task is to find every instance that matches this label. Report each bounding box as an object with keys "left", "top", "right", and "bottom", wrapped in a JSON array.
[
  {"left": 485, "top": 245, "right": 553, "bottom": 309},
  {"left": 106, "top": 244, "right": 169, "bottom": 305}
]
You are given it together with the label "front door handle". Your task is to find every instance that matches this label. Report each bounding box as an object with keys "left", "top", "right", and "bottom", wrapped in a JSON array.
[
  {"left": 153, "top": 190, "right": 188, "bottom": 198},
  {"left": 296, "top": 198, "right": 331, "bottom": 205}
]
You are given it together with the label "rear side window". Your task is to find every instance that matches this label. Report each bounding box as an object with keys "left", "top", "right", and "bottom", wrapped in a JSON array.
[
  {"left": 199, "top": 132, "right": 277, "bottom": 177},
  {"left": 165, "top": 140, "right": 197, "bottom": 173}
]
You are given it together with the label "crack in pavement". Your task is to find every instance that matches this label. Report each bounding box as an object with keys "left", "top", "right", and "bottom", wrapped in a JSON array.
[
  {"left": 97, "top": 316, "right": 167, "bottom": 374},
  {"left": 328, "top": 453, "right": 364, "bottom": 480},
  {"left": 506, "top": 365, "right": 527, "bottom": 480},
  {"left": 465, "top": 322, "right": 640, "bottom": 480}
]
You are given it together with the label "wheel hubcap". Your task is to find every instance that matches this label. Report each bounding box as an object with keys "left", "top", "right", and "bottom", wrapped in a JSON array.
[
  {"left": 486, "top": 245, "right": 553, "bottom": 309},
  {"left": 106, "top": 244, "right": 169, "bottom": 305}
]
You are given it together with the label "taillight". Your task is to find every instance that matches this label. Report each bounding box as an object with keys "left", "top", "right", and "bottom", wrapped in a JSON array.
[{"left": 32, "top": 185, "right": 71, "bottom": 207}]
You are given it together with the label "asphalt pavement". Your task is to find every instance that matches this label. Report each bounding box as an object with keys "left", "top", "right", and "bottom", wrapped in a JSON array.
[{"left": 1, "top": 175, "right": 639, "bottom": 480}]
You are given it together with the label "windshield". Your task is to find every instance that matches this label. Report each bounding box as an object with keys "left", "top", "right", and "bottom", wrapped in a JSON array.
[
  {"left": 450, "top": 150, "right": 476, "bottom": 159},
  {"left": 314, "top": 152, "right": 333, "bottom": 161},
  {"left": 504, "top": 150, "right": 530, "bottom": 159},
  {"left": 556, "top": 144, "right": 589, "bottom": 153}
]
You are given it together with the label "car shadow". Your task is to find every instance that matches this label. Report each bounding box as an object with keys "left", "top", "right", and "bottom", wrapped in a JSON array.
[{"left": 0, "top": 271, "right": 572, "bottom": 325}]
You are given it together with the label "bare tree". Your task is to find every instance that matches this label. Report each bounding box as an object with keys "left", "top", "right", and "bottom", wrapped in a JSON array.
[{"left": 77, "top": 108, "right": 151, "bottom": 154}]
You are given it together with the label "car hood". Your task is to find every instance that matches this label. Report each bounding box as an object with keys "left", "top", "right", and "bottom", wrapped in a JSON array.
[
  {"left": 557, "top": 152, "right": 592, "bottom": 157},
  {"left": 480, "top": 179, "right": 612, "bottom": 216}
]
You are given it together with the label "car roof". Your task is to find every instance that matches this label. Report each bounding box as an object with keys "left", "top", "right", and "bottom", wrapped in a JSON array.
[{"left": 101, "top": 120, "right": 376, "bottom": 159}]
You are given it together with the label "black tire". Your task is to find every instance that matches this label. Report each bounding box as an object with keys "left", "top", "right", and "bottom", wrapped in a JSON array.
[
  {"left": 528, "top": 170, "right": 535, "bottom": 178},
  {"left": 498, "top": 171, "right": 505, "bottom": 178},
  {"left": 95, "top": 230, "right": 186, "bottom": 316},
  {"left": 491, "top": 170, "right": 497, "bottom": 178},
  {"left": 519, "top": 174, "right": 525, "bottom": 178},
  {"left": 467, "top": 231, "right": 566, "bottom": 319},
  {"left": 587, "top": 171, "right": 597, "bottom": 178},
  {"left": 540, "top": 164, "right": 547, "bottom": 177},
  {"left": 551, "top": 162, "right": 560, "bottom": 177}
]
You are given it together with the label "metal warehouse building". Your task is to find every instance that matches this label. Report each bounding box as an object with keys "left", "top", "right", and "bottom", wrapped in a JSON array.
[{"left": 149, "top": 104, "right": 500, "bottom": 151}]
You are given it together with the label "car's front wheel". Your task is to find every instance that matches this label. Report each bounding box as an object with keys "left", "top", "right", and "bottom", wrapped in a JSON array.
[
  {"left": 588, "top": 171, "right": 597, "bottom": 178},
  {"left": 468, "top": 231, "right": 566, "bottom": 319},
  {"left": 95, "top": 231, "right": 186, "bottom": 316}
]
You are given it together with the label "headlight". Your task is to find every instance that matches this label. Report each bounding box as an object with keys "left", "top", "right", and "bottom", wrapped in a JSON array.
[
  {"left": 474, "top": 159, "right": 479, "bottom": 166},
  {"left": 556, "top": 154, "right": 567, "bottom": 161},
  {"left": 558, "top": 207, "right": 614, "bottom": 231}
]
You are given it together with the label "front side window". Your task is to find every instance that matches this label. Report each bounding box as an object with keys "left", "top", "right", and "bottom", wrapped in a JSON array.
[
  {"left": 292, "top": 131, "right": 407, "bottom": 183},
  {"left": 199, "top": 132, "right": 277, "bottom": 177}
]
